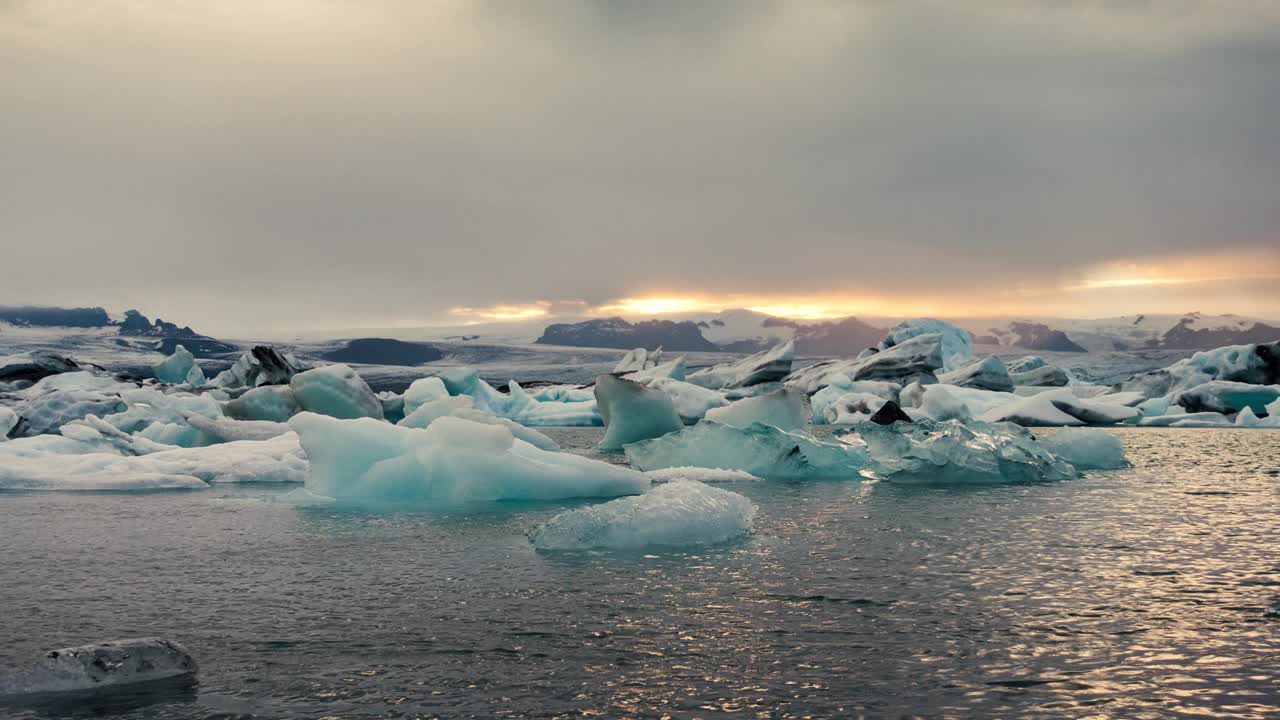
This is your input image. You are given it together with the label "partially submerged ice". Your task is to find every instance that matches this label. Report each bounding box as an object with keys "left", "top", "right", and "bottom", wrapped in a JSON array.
[
  {"left": 0, "top": 638, "right": 197, "bottom": 697},
  {"left": 624, "top": 421, "right": 867, "bottom": 480},
  {"left": 1173, "top": 381, "right": 1280, "bottom": 416},
  {"left": 704, "top": 387, "right": 808, "bottom": 432},
  {"left": 224, "top": 385, "right": 301, "bottom": 423},
  {"left": 152, "top": 345, "right": 205, "bottom": 386},
  {"left": 398, "top": 395, "right": 560, "bottom": 452},
  {"left": 291, "top": 413, "right": 647, "bottom": 504},
  {"left": 436, "top": 368, "right": 600, "bottom": 426},
  {"left": 978, "top": 389, "right": 1139, "bottom": 427},
  {"left": 614, "top": 347, "right": 662, "bottom": 374},
  {"left": 0, "top": 351, "right": 81, "bottom": 385},
  {"left": 880, "top": 318, "right": 973, "bottom": 372},
  {"left": 623, "top": 356, "right": 686, "bottom": 383},
  {"left": 1117, "top": 341, "right": 1280, "bottom": 398},
  {"left": 686, "top": 341, "right": 795, "bottom": 390},
  {"left": 0, "top": 406, "right": 17, "bottom": 439},
  {"left": 810, "top": 377, "right": 899, "bottom": 424},
  {"left": 210, "top": 346, "right": 299, "bottom": 389},
  {"left": 528, "top": 479, "right": 755, "bottom": 551},
  {"left": 646, "top": 377, "right": 729, "bottom": 424},
  {"left": 289, "top": 364, "right": 384, "bottom": 420},
  {"left": 595, "top": 375, "right": 683, "bottom": 451},
  {"left": 849, "top": 418, "right": 1080, "bottom": 484},
  {"left": 1039, "top": 428, "right": 1130, "bottom": 470}
]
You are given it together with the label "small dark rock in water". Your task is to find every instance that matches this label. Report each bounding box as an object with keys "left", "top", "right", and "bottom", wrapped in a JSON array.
[
  {"left": 870, "top": 400, "right": 913, "bottom": 425},
  {"left": 0, "top": 638, "right": 197, "bottom": 697}
]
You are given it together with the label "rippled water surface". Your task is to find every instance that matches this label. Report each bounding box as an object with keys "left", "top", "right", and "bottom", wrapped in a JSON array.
[{"left": 1, "top": 428, "right": 1278, "bottom": 719}]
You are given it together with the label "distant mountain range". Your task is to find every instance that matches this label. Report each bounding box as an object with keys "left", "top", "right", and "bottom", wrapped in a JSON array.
[
  {"left": 0, "top": 305, "right": 236, "bottom": 356},
  {"left": 536, "top": 310, "right": 1280, "bottom": 356}
]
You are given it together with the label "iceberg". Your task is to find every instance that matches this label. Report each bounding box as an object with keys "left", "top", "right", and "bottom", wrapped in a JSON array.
[
  {"left": 531, "top": 385, "right": 596, "bottom": 403},
  {"left": 378, "top": 391, "right": 406, "bottom": 424},
  {"left": 12, "top": 389, "right": 126, "bottom": 437},
  {"left": 786, "top": 334, "right": 943, "bottom": 392},
  {"left": 1009, "top": 364, "right": 1071, "bottom": 387},
  {"left": 1039, "top": 428, "right": 1130, "bottom": 470},
  {"left": 289, "top": 364, "right": 384, "bottom": 420},
  {"left": 978, "top": 389, "right": 1139, "bottom": 426},
  {"left": 290, "top": 413, "right": 647, "bottom": 504},
  {"left": 624, "top": 421, "right": 867, "bottom": 480},
  {"left": 0, "top": 351, "right": 81, "bottom": 385},
  {"left": 614, "top": 347, "right": 662, "bottom": 374},
  {"left": 686, "top": 341, "right": 794, "bottom": 390},
  {"left": 646, "top": 377, "right": 729, "bottom": 424},
  {"left": 704, "top": 388, "right": 808, "bottom": 431},
  {"left": 528, "top": 479, "right": 755, "bottom": 550},
  {"left": 623, "top": 356, "right": 686, "bottom": 383},
  {"left": 823, "top": 392, "right": 895, "bottom": 425},
  {"left": 402, "top": 376, "right": 449, "bottom": 416},
  {"left": 913, "top": 384, "right": 974, "bottom": 422},
  {"left": 1006, "top": 356, "right": 1048, "bottom": 373},
  {"left": 1173, "top": 381, "right": 1280, "bottom": 416},
  {"left": 224, "top": 385, "right": 301, "bottom": 423},
  {"left": 594, "top": 375, "right": 683, "bottom": 450},
  {"left": 810, "top": 377, "right": 899, "bottom": 424},
  {"left": 104, "top": 389, "right": 223, "bottom": 440},
  {"left": 1138, "top": 412, "right": 1233, "bottom": 427},
  {"left": 1233, "top": 407, "right": 1280, "bottom": 428},
  {"left": 398, "top": 395, "right": 560, "bottom": 452},
  {"left": 849, "top": 418, "right": 1079, "bottom": 484},
  {"left": 937, "top": 356, "right": 1014, "bottom": 392},
  {"left": 0, "top": 406, "right": 16, "bottom": 439},
  {"left": 880, "top": 318, "right": 973, "bottom": 372},
  {"left": 0, "top": 638, "right": 197, "bottom": 697},
  {"left": 152, "top": 345, "right": 205, "bottom": 386},
  {"left": 210, "top": 346, "right": 298, "bottom": 389},
  {"left": 504, "top": 382, "right": 601, "bottom": 427},
  {"left": 1117, "top": 341, "right": 1280, "bottom": 398},
  {"left": 179, "top": 412, "right": 294, "bottom": 443}
]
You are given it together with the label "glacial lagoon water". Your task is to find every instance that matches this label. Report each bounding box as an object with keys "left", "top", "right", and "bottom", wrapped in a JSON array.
[{"left": 1, "top": 428, "right": 1277, "bottom": 718}]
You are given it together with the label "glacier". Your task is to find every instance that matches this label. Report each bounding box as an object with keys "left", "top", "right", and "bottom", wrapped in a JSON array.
[{"left": 528, "top": 479, "right": 755, "bottom": 550}]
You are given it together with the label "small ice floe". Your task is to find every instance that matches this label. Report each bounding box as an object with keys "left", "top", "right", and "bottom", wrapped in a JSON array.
[{"left": 0, "top": 638, "right": 197, "bottom": 697}]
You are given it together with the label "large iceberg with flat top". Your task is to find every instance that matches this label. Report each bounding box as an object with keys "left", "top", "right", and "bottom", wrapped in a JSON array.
[
  {"left": 880, "top": 318, "right": 972, "bottom": 372},
  {"left": 624, "top": 421, "right": 867, "bottom": 480},
  {"left": 529, "top": 479, "right": 755, "bottom": 550},
  {"left": 595, "top": 375, "right": 683, "bottom": 450},
  {"left": 686, "top": 341, "right": 794, "bottom": 389},
  {"left": 291, "top": 413, "right": 646, "bottom": 504},
  {"left": 848, "top": 418, "right": 1079, "bottom": 484}
]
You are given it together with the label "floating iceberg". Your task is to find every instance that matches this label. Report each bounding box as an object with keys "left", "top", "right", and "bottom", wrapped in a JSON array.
[
  {"left": 402, "top": 376, "right": 449, "bottom": 416},
  {"left": 978, "top": 389, "right": 1138, "bottom": 426},
  {"left": 378, "top": 391, "right": 406, "bottom": 424},
  {"left": 595, "top": 375, "right": 683, "bottom": 450},
  {"left": 0, "top": 351, "right": 81, "bottom": 385},
  {"left": 937, "top": 356, "right": 1013, "bottom": 392},
  {"left": 398, "top": 395, "right": 560, "bottom": 452},
  {"left": 1173, "top": 381, "right": 1280, "bottom": 416},
  {"left": 624, "top": 421, "right": 867, "bottom": 480},
  {"left": 504, "top": 382, "right": 601, "bottom": 427},
  {"left": 614, "top": 347, "right": 662, "bottom": 374},
  {"left": 12, "top": 389, "right": 126, "bottom": 437},
  {"left": 786, "top": 334, "right": 943, "bottom": 392},
  {"left": 1039, "top": 428, "right": 1130, "bottom": 470},
  {"left": 704, "top": 388, "right": 808, "bottom": 431},
  {"left": 822, "top": 392, "right": 892, "bottom": 425},
  {"left": 849, "top": 418, "right": 1079, "bottom": 484},
  {"left": 152, "top": 345, "right": 205, "bottom": 386},
  {"left": 1138, "top": 412, "right": 1233, "bottom": 428},
  {"left": 528, "top": 479, "right": 755, "bottom": 550},
  {"left": 810, "top": 377, "right": 899, "bottom": 424},
  {"left": 0, "top": 406, "right": 16, "bottom": 439},
  {"left": 623, "top": 356, "right": 686, "bottom": 383},
  {"left": 1234, "top": 407, "right": 1280, "bottom": 428},
  {"left": 225, "top": 385, "right": 301, "bottom": 423},
  {"left": 530, "top": 385, "right": 596, "bottom": 403},
  {"left": 1009, "top": 364, "right": 1071, "bottom": 387},
  {"left": 686, "top": 341, "right": 794, "bottom": 390},
  {"left": 179, "top": 413, "right": 294, "bottom": 443},
  {"left": 1006, "top": 356, "right": 1048, "bottom": 373},
  {"left": 1118, "top": 341, "right": 1280, "bottom": 398},
  {"left": 289, "top": 364, "right": 384, "bottom": 420},
  {"left": 646, "top": 377, "right": 729, "bottom": 424},
  {"left": 211, "top": 346, "right": 298, "bottom": 389},
  {"left": 0, "top": 638, "right": 197, "bottom": 697},
  {"left": 291, "top": 414, "right": 647, "bottom": 504},
  {"left": 913, "top": 384, "right": 973, "bottom": 422},
  {"left": 881, "top": 318, "right": 972, "bottom": 372}
]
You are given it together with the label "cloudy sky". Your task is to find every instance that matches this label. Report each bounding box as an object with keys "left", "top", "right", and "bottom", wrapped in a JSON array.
[{"left": 3, "top": 1, "right": 1279, "bottom": 336}]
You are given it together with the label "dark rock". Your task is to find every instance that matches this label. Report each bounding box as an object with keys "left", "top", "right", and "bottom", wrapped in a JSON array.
[{"left": 869, "top": 400, "right": 913, "bottom": 425}]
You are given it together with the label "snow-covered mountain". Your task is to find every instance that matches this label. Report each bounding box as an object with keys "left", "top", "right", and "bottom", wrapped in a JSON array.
[{"left": 960, "top": 313, "right": 1280, "bottom": 352}]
